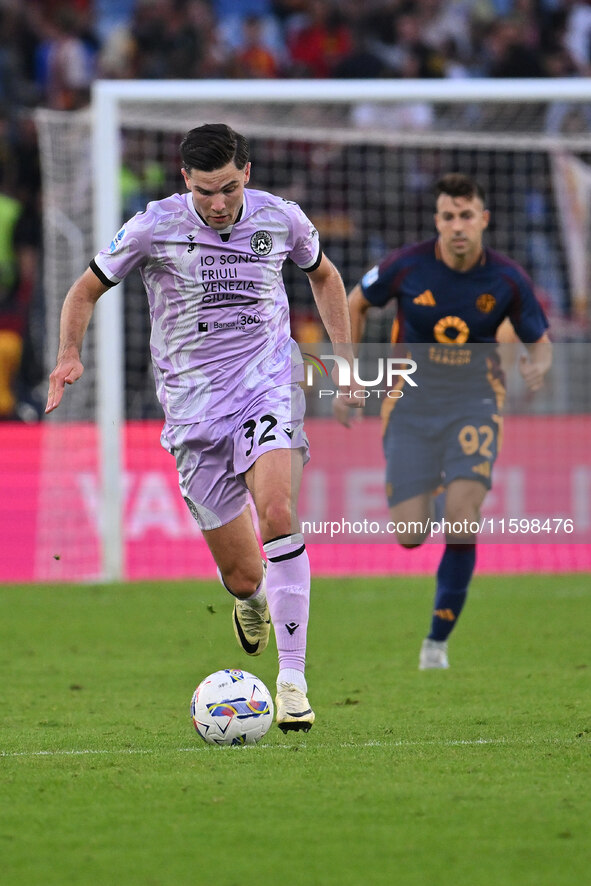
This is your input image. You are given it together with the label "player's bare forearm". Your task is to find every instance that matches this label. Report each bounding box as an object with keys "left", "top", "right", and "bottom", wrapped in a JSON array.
[
  {"left": 347, "top": 284, "right": 371, "bottom": 353},
  {"left": 307, "top": 255, "right": 352, "bottom": 349},
  {"left": 46, "top": 268, "right": 108, "bottom": 413},
  {"left": 307, "top": 255, "right": 364, "bottom": 407},
  {"left": 331, "top": 284, "right": 373, "bottom": 427},
  {"left": 519, "top": 333, "right": 553, "bottom": 392}
]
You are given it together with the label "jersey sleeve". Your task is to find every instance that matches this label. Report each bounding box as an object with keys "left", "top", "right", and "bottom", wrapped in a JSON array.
[
  {"left": 359, "top": 251, "right": 404, "bottom": 308},
  {"left": 285, "top": 202, "right": 322, "bottom": 271},
  {"left": 90, "top": 208, "right": 156, "bottom": 286},
  {"left": 506, "top": 268, "right": 549, "bottom": 342}
]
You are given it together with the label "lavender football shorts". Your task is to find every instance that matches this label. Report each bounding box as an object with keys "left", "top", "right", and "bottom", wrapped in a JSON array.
[{"left": 160, "top": 384, "right": 310, "bottom": 530}]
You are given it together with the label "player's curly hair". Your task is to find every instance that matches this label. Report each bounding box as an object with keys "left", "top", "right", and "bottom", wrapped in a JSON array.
[
  {"left": 435, "top": 173, "right": 486, "bottom": 205},
  {"left": 180, "top": 123, "right": 249, "bottom": 173}
]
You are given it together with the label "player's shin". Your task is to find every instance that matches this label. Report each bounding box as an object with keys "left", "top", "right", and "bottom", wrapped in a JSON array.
[
  {"left": 219, "top": 562, "right": 271, "bottom": 656},
  {"left": 428, "top": 542, "right": 476, "bottom": 641},
  {"left": 262, "top": 533, "right": 310, "bottom": 690}
]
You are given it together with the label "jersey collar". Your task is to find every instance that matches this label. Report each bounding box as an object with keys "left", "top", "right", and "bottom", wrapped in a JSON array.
[
  {"left": 185, "top": 192, "right": 246, "bottom": 234},
  {"left": 434, "top": 238, "right": 487, "bottom": 268}
]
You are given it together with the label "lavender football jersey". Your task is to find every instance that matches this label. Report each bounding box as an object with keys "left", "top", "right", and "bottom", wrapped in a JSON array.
[{"left": 92, "top": 188, "right": 320, "bottom": 423}]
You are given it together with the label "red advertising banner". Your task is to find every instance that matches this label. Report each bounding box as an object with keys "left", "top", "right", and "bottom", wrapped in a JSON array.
[{"left": 1, "top": 417, "right": 590, "bottom": 583}]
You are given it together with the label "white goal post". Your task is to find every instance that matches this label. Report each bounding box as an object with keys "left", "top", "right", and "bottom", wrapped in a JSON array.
[{"left": 37, "top": 78, "right": 591, "bottom": 581}]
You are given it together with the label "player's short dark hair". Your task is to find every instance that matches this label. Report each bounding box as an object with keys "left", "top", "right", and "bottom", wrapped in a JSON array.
[
  {"left": 435, "top": 173, "right": 486, "bottom": 205},
  {"left": 180, "top": 123, "right": 249, "bottom": 173}
]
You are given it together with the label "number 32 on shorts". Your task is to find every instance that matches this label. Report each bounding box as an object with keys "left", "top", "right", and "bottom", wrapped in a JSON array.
[
  {"left": 242, "top": 414, "right": 278, "bottom": 456},
  {"left": 457, "top": 415, "right": 502, "bottom": 459}
]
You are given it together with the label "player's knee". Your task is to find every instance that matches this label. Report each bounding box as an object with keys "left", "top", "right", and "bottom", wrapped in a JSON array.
[
  {"left": 257, "top": 497, "right": 294, "bottom": 539},
  {"left": 444, "top": 505, "right": 479, "bottom": 543},
  {"left": 397, "top": 536, "right": 426, "bottom": 549},
  {"left": 394, "top": 522, "right": 429, "bottom": 547},
  {"left": 444, "top": 514, "right": 477, "bottom": 543},
  {"left": 221, "top": 563, "right": 263, "bottom": 597},
  {"left": 390, "top": 501, "right": 430, "bottom": 548}
]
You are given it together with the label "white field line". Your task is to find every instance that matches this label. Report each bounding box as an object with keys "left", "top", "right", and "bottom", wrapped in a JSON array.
[{"left": 1, "top": 736, "right": 587, "bottom": 758}]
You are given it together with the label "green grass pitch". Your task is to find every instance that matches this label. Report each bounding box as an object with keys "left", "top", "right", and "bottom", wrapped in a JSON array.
[{"left": 1, "top": 573, "right": 589, "bottom": 886}]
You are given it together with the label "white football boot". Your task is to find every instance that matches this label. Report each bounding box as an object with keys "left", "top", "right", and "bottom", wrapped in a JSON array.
[
  {"left": 275, "top": 683, "right": 315, "bottom": 733},
  {"left": 419, "top": 638, "right": 450, "bottom": 670}
]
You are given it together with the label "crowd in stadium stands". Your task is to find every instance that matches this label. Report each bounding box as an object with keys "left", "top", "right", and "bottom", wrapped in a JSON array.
[{"left": 1, "top": 0, "right": 590, "bottom": 419}]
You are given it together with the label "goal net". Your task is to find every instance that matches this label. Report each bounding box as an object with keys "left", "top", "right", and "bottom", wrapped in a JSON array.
[{"left": 31, "top": 79, "right": 591, "bottom": 581}]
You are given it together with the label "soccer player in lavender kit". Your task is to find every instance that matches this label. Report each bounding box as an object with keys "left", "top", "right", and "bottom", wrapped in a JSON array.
[
  {"left": 46, "top": 123, "right": 361, "bottom": 732},
  {"left": 336, "top": 173, "right": 552, "bottom": 670}
]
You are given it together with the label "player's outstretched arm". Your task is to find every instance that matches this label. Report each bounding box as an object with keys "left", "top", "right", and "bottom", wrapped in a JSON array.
[
  {"left": 45, "top": 268, "right": 109, "bottom": 413},
  {"left": 332, "top": 284, "right": 372, "bottom": 427},
  {"left": 307, "top": 255, "right": 364, "bottom": 408},
  {"left": 347, "top": 284, "right": 372, "bottom": 347},
  {"left": 519, "top": 332, "right": 553, "bottom": 392}
]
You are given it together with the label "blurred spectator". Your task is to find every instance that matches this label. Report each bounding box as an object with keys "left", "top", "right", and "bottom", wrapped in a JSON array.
[
  {"left": 130, "top": 0, "right": 183, "bottom": 79},
  {"left": 392, "top": 12, "right": 447, "bottom": 78},
  {"left": 541, "top": 6, "right": 591, "bottom": 132},
  {"left": 482, "top": 16, "right": 546, "bottom": 77},
  {"left": 99, "top": 0, "right": 224, "bottom": 80},
  {"left": 0, "top": 183, "right": 40, "bottom": 420},
  {"left": 439, "top": 36, "right": 471, "bottom": 78},
  {"left": 213, "top": 0, "right": 273, "bottom": 16},
  {"left": 286, "top": 1, "right": 353, "bottom": 77},
  {"left": 229, "top": 16, "right": 280, "bottom": 78},
  {"left": 564, "top": 0, "right": 591, "bottom": 74},
  {"left": 35, "top": 6, "right": 97, "bottom": 110},
  {"left": 271, "top": 0, "right": 310, "bottom": 26},
  {"left": 3, "top": 0, "right": 587, "bottom": 94},
  {"left": 97, "top": 20, "right": 138, "bottom": 79},
  {"left": 10, "top": 113, "right": 42, "bottom": 205},
  {"left": 185, "top": 0, "right": 233, "bottom": 79},
  {"left": 0, "top": 6, "right": 24, "bottom": 107},
  {"left": 417, "top": 0, "right": 473, "bottom": 60},
  {"left": 333, "top": 24, "right": 391, "bottom": 79},
  {"left": 0, "top": 4, "right": 42, "bottom": 108},
  {"left": 349, "top": 11, "right": 441, "bottom": 132},
  {"left": 0, "top": 104, "right": 44, "bottom": 421},
  {"left": 213, "top": 0, "right": 285, "bottom": 59},
  {"left": 94, "top": 0, "right": 136, "bottom": 43},
  {"left": 361, "top": 0, "right": 406, "bottom": 48}
]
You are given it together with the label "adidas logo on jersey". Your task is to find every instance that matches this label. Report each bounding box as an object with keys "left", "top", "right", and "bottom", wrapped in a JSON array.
[
  {"left": 413, "top": 290, "right": 436, "bottom": 306},
  {"left": 472, "top": 461, "right": 491, "bottom": 478}
]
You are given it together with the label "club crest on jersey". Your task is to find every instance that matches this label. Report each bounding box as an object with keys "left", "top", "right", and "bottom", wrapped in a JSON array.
[
  {"left": 476, "top": 293, "right": 496, "bottom": 313},
  {"left": 250, "top": 230, "right": 273, "bottom": 256},
  {"left": 433, "top": 315, "right": 470, "bottom": 345}
]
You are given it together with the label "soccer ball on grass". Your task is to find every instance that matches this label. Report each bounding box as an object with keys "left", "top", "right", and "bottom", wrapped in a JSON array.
[{"left": 190, "top": 668, "right": 274, "bottom": 746}]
